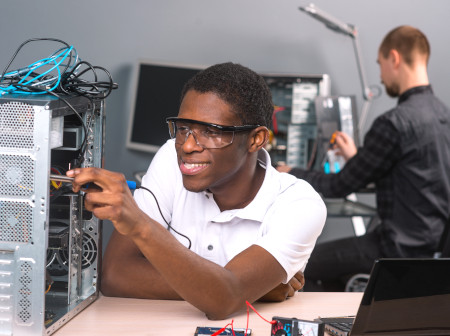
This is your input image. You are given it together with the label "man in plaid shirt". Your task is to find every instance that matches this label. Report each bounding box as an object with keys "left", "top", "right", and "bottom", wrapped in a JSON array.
[{"left": 278, "top": 25, "right": 450, "bottom": 291}]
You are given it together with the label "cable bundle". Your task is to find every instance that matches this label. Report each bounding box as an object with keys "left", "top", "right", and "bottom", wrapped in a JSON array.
[{"left": 0, "top": 38, "right": 118, "bottom": 99}]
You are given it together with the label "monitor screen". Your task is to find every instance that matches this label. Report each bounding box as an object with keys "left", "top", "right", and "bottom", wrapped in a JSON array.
[{"left": 126, "top": 62, "right": 204, "bottom": 153}]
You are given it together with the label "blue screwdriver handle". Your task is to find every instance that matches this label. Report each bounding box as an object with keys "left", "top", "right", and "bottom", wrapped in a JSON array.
[{"left": 49, "top": 174, "right": 138, "bottom": 190}]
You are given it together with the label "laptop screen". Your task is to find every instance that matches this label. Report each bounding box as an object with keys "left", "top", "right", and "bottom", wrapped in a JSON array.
[{"left": 351, "top": 258, "right": 450, "bottom": 335}]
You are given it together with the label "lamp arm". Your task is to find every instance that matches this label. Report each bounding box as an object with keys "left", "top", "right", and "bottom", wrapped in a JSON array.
[
  {"left": 299, "top": 4, "right": 377, "bottom": 135},
  {"left": 351, "top": 32, "right": 372, "bottom": 101},
  {"left": 351, "top": 32, "right": 373, "bottom": 133}
]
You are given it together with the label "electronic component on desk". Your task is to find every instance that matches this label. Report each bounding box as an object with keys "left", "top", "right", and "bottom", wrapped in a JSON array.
[
  {"left": 194, "top": 326, "right": 251, "bottom": 335},
  {"left": 271, "top": 316, "right": 324, "bottom": 336}
]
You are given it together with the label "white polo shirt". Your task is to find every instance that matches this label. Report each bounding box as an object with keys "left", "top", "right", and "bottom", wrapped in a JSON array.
[{"left": 134, "top": 140, "right": 326, "bottom": 282}]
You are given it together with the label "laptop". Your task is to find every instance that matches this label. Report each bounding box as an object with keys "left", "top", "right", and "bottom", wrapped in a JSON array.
[{"left": 320, "top": 258, "right": 450, "bottom": 336}]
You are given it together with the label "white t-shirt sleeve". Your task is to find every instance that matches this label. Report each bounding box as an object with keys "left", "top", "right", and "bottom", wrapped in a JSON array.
[
  {"left": 255, "top": 179, "right": 326, "bottom": 283},
  {"left": 133, "top": 140, "right": 178, "bottom": 227}
]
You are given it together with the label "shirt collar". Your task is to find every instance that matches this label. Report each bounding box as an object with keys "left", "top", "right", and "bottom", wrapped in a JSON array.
[
  {"left": 398, "top": 85, "right": 432, "bottom": 105},
  {"left": 227, "top": 149, "right": 278, "bottom": 222},
  {"left": 208, "top": 148, "right": 277, "bottom": 223}
]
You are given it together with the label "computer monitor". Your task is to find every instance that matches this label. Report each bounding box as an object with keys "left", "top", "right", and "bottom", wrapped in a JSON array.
[{"left": 126, "top": 61, "right": 204, "bottom": 153}]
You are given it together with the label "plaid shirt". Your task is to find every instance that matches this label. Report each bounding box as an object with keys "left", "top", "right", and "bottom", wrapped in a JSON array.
[
  {"left": 290, "top": 85, "right": 450, "bottom": 230},
  {"left": 290, "top": 112, "right": 400, "bottom": 220}
]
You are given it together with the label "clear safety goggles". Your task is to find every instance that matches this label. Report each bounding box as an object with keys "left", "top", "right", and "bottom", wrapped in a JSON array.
[{"left": 166, "top": 117, "right": 260, "bottom": 149}]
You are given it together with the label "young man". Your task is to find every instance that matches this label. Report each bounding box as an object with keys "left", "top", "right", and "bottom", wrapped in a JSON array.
[
  {"left": 278, "top": 26, "right": 450, "bottom": 291},
  {"left": 67, "top": 63, "right": 326, "bottom": 319}
]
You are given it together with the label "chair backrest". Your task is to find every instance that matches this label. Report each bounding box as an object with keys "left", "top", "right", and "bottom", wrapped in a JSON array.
[
  {"left": 348, "top": 216, "right": 450, "bottom": 292},
  {"left": 434, "top": 216, "right": 450, "bottom": 258}
]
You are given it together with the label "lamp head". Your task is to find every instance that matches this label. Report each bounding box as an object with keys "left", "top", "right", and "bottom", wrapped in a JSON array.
[{"left": 299, "top": 3, "right": 356, "bottom": 38}]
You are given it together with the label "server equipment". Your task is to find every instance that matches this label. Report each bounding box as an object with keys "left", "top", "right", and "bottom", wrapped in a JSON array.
[{"left": 262, "top": 74, "right": 331, "bottom": 169}]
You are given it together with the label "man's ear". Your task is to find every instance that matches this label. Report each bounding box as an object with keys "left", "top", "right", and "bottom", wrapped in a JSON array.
[
  {"left": 248, "top": 126, "right": 269, "bottom": 153},
  {"left": 389, "top": 49, "right": 401, "bottom": 68}
]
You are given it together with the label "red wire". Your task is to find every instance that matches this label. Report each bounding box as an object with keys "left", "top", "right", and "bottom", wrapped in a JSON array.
[
  {"left": 246, "top": 301, "right": 276, "bottom": 325},
  {"left": 214, "top": 301, "right": 275, "bottom": 336},
  {"left": 211, "top": 321, "right": 233, "bottom": 336},
  {"left": 211, "top": 327, "right": 227, "bottom": 336}
]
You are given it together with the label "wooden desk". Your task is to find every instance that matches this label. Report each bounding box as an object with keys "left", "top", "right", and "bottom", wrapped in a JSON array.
[{"left": 54, "top": 292, "right": 362, "bottom": 335}]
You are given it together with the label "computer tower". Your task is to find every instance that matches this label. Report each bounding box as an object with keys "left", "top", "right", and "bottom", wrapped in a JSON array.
[
  {"left": 262, "top": 74, "right": 331, "bottom": 169},
  {"left": 0, "top": 94, "right": 104, "bottom": 335}
]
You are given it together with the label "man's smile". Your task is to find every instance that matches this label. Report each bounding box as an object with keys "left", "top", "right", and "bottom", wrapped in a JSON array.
[{"left": 179, "top": 160, "right": 210, "bottom": 175}]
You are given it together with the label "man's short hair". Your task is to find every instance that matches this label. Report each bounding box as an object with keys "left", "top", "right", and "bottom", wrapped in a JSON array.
[
  {"left": 379, "top": 25, "right": 430, "bottom": 66},
  {"left": 180, "top": 62, "right": 273, "bottom": 128}
]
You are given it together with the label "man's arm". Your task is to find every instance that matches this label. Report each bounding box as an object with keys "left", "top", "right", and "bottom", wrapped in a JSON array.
[
  {"left": 258, "top": 271, "right": 305, "bottom": 302},
  {"left": 101, "top": 229, "right": 182, "bottom": 300},
  {"left": 68, "top": 167, "right": 292, "bottom": 320},
  {"left": 102, "top": 229, "right": 304, "bottom": 303},
  {"left": 280, "top": 117, "right": 401, "bottom": 198}
]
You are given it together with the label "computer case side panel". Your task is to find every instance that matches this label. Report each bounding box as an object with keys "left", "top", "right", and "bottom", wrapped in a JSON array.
[{"left": 0, "top": 94, "right": 104, "bottom": 335}]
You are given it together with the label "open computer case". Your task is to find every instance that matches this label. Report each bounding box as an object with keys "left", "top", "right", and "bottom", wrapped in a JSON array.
[{"left": 0, "top": 94, "right": 104, "bottom": 335}]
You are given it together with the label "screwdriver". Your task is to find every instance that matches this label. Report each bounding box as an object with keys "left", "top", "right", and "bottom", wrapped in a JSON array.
[
  {"left": 329, "top": 131, "right": 338, "bottom": 148},
  {"left": 49, "top": 174, "right": 138, "bottom": 190}
]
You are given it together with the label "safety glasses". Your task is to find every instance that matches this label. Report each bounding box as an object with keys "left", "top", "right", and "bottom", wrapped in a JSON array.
[{"left": 166, "top": 117, "right": 260, "bottom": 149}]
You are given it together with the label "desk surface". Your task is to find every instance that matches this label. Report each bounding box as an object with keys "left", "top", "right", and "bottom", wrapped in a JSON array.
[{"left": 54, "top": 292, "right": 362, "bottom": 336}]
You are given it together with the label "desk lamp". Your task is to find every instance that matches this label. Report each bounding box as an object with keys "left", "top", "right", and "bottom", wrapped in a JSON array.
[{"left": 299, "top": 3, "right": 376, "bottom": 135}]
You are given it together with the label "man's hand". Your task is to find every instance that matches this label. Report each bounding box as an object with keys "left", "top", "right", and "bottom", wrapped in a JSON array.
[
  {"left": 66, "top": 167, "right": 149, "bottom": 237},
  {"left": 258, "top": 271, "right": 305, "bottom": 302},
  {"left": 333, "top": 131, "right": 357, "bottom": 161}
]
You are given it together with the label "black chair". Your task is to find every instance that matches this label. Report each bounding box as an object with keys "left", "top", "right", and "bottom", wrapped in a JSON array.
[
  {"left": 434, "top": 216, "right": 450, "bottom": 258},
  {"left": 346, "top": 216, "right": 450, "bottom": 292},
  {"left": 345, "top": 273, "right": 370, "bottom": 292}
]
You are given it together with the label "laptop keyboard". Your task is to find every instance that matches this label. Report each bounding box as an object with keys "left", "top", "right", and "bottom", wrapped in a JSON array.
[
  {"left": 325, "top": 321, "right": 353, "bottom": 335},
  {"left": 318, "top": 317, "right": 354, "bottom": 336}
]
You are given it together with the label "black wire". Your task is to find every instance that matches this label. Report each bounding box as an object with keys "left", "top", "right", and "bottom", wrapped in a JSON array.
[
  {"left": 50, "top": 184, "right": 73, "bottom": 201},
  {"left": 137, "top": 185, "right": 192, "bottom": 249},
  {"left": 0, "top": 37, "right": 113, "bottom": 166},
  {"left": 46, "top": 90, "right": 90, "bottom": 166},
  {"left": 7, "top": 83, "right": 94, "bottom": 168},
  {"left": 0, "top": 38, "right": 118, "bottom": 99},
  {"left": 0, "top": 38, "right": 71, "bottom": 85},
  {"left": 59, "top": 61, "right": 117, "bottom": 99}
]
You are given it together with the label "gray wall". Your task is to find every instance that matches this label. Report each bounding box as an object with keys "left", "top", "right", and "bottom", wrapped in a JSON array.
[{"left": 2, "top": 0, "right": 450, "bottom": 248}]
